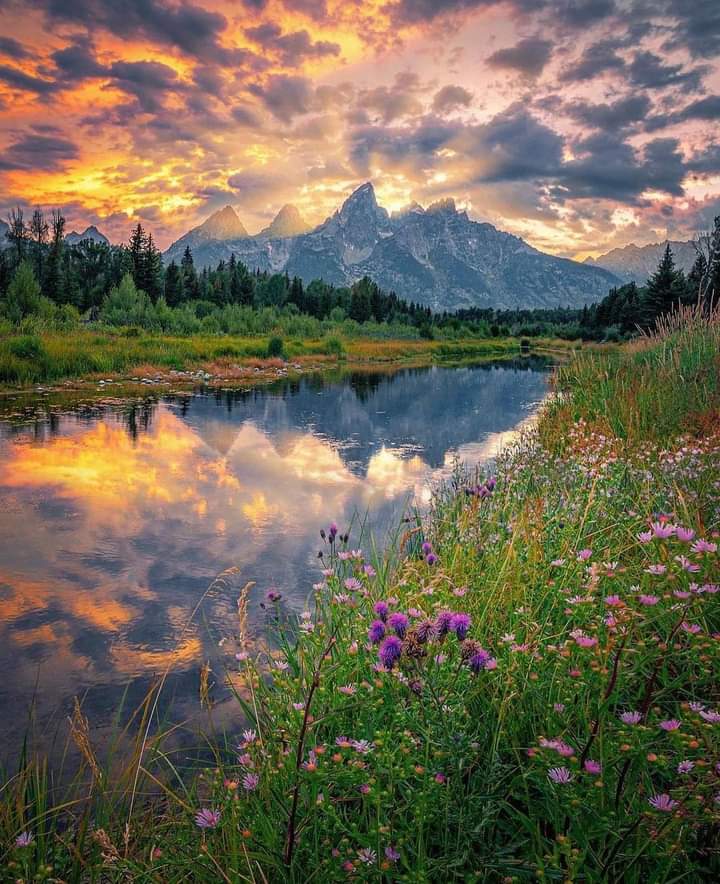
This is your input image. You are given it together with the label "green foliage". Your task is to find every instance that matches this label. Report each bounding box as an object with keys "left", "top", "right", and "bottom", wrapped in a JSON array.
[
  {"left": 323, "top": 335, "right": 346, "bottom": 358},
  {"left": 266, "top": 335, "right": 285, "bottom": 359},
  {"left": 8, "top": 334, "right": 45, "bottom": 361},
  {"left": 2, "top": 261, "right": 41, "bottom": 323}
]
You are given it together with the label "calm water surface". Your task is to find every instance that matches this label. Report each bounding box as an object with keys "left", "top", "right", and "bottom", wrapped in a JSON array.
[{"left": 0, "top": 360, "right": 549, "bottom": 761}]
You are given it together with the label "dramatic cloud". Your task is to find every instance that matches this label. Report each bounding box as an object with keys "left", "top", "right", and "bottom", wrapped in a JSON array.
[{"left": 0, "top": 0, "right": 717, "bottom": 257}]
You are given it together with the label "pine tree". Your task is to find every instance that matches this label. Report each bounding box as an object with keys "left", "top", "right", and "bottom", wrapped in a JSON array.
[
  {"left": 707, "top": 215, "right": 720, "bottom": 307},
  {"left": 128, "top": 223, "right": 146, "bottom": 291},
  {"left": 181, "top": 245, "right": 199, "bottom": 299},
  {"left": 142, "top": 232, "right": 163, "bottom": 301},
  {"left": 46, "top": 210, "right": 65, "bottom": 303},
  {"left": 30, "top": 208, "right": 48, "bottom": 282},
  {"left": 164, "top": 260, "right": 184, "bottom": 306},
  {"left": 686, "top": 252, "right": 707, "bottom": 304},
  {"left": 6, "top": 207, "right": 28, "bottom": 264},
  {"left": 642, "top": 244, "right": 686, "bottom": 324}
]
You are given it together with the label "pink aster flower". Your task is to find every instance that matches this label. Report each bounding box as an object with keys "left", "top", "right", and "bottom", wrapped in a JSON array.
[
  {"left": 637, "top": 531, "right": 653, "bottom": 544},
  {"left": 575, "top": 635, "right": 598, "bottom": 648},
  {"left": 344, "top": 577, "right": 362, "bottom": 591},
  {"left": 677, "top": 760, "right": 695, "bottom": 774},
  {"left": 639, "top": 594, "right": 659, "bottom": 606},
  {"left": 195, "top": 808, "right": 221, "bottom": 829},
  {"left": 675, "top": 555, "right": 700, "bottom": 573},
  {"left": 385, "top": 845, "right": 401, "bottom": 862},
  {"left": 675, "top": 527, "right": 695, "bottom": 542},
  {"left": 547, "top": 766, "right": 573, "bottom": 784},
  {"left": 645, "top": 564, "right": 667, "bottom": 575},
  {"left": 605, "top": 595, "right": 624, "bottom": 607},
  {"left": 584, "top": 760, "right": 602, "bottom": 775},
  {"left": 648, "top": 793, "right": 678, "bottom": 812},
  {"left": 692, "top": 538, "right": 717, "bottom": 554},
  {"left": 576, "top": 549, "right": 592, "bottom": 561},
  {"left": 700, "top": 709, "right": 720, "bottom": 723},
  {"left": 620, "top": 711, "right": 642, "bottom": 725},
  {"left": 659, "top": 719, "right": 682, "bottom": 731},
  {"left": 15, "top": 831, "right": 34, "bottom": 847},
  {"left": 681, "top": 622, "right": 701, "bottom": 634},
  {"left": 242, "top": 773, "right": 260, "bottom": 791},
  {"left": 651, "top": 522, "right": 675, "bottom": 540},
  {"left": 338, "top": 684, "right": 356, "bottom": 695},
  {"left": 357, "top": 848, "right": 376, "bottom": 864}
]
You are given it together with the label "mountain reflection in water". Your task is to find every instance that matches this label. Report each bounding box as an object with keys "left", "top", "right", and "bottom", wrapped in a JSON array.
[{"left": 0, "top": 360, "right": 549, "bottom": 760}]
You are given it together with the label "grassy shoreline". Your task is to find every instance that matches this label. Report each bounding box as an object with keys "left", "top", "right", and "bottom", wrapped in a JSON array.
[
  {"left": 2, "top": 309, "right": 719, "bottom": 881},
  {"left": 0, "top": 327, "right": 586, "bottom": 391}
]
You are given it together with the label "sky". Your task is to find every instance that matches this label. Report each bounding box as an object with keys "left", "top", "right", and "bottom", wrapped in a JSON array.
[{"left": 0, "top": 0, "right": 718, "bottom": 257}]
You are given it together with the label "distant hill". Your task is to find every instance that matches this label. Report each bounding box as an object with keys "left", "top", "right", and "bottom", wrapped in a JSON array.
[
  {"left": 585, "top": 240, "right": 698, "bottom": 284},
  {"left": 164, "top": 183, "right": 618, "bottom": 310},
  {"left": 65, "top": 226, "right": 110, "bottom": 246}
]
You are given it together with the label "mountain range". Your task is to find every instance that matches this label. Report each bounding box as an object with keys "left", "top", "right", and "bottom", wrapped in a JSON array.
[
  {"left": 64, "top": 226, "right": 110, "bottom": 246},
  {"left": 163, "top": 183, "right": 619, "bottom": 310},
  {"left": 584, "top": 240, "right": 698, "bottom": 284}
]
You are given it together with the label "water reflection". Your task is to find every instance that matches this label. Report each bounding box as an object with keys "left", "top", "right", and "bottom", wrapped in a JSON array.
[{"left": 0, "top": 360, "right": 549, "bottom": 760}]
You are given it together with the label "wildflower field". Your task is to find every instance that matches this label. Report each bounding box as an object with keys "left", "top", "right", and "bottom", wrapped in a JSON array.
[{"left": 2, "top": 307, "right": 719, "bottom": 882}]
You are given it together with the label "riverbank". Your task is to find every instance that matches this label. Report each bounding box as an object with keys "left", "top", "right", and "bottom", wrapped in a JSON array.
[
  {"left": 0, "top": 327, "right": 581, "bottom": 392},
  {"left": 2, "top": 307, "right": 718, "bottom": 881}
]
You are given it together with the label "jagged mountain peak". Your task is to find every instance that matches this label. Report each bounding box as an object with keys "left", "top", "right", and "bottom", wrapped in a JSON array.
[
  {"left": 426, "top": 197, "right": 457, "bottom": 215},
  {"left": 392, "top": 201, "right": 426, "bottom": 218},
  {"left": 198, "top": 205, "right": 248, "bottom": 240},
  {"left": 258, "top": 204, "right": 309, "bottom": 239},
  {"left": 65, "top": 226, "right": 110, "bottom": 246}
]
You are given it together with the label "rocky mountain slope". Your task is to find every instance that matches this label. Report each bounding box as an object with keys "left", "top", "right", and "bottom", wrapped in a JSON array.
[
  {"left": 585, "top": 240, "right": 698, "bottom": 284},
  {"left": 163, "top": 183, "right": 619, "bottom": 309},
  {"left": 65, "top": 226, "right": 110, "bottom": 246}
]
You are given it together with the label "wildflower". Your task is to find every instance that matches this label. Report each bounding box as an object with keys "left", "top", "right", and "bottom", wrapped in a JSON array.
[
  {"left": 242, "top": 773, "right": 260, "bottom": 791},
  {"left": 15, "top": 832, "right": 34, "bottom": 847},
  {"left": 238, "top": 753, "right": 253, "bottom": 766},
  {"left": 584, "top": 760, "right": 602, "bottom": 775},
  {"left": 681, "top": 622, "right": 701, "bottom": 634},
  {"left": 677, "top": 760, "right": 695, "bottom": 774},
  {"left": 547, "top": 767, "right": 573, "bottom": 784},
  {"left": 648, "top": 793, "right": 678, "bottom": 812},
  {"left": 676, "top": 554, "right": 700, "bottom": 573},
  {"left": 338, "top": 684, "right": 357, "bottom": 695},
  {"left": 577, "top": 549, "right": 592, "bottom": 561},
  {"left": 605, "top": 595, "right": 623, "bottom": 607},
  {"left": 659, "top": 719, "right": 681, "bottom": 731},
  {"left": 452, "top": 585, "right": 468, "bottom": 597},
  {"left": 242, "top": 729, "right": 257, "bottom": 744},
  {"left": 620, "top": 711, "right": 642, "bottom": 725},
  {"left": 434, "top": 653, "right": 447, "bottom": 664},
  {"left": 675, "top": 527, "right": 696, "bottom": 542},
  {"left": 689, "top": 701, "right": 705, "bottom": 712},
  {"left": 302, "top": 751, "right": 317, "bottom": 772},
  {"left": 363, "top": 564, "right": 376, "bottom": 577},
  {"left": 335, "top": 736, "right": 352, "bottom": 748},
  {"left": 574, "top": 635, "right": 598, "bottom": 648},
  {"left": 434, "top": 772, "right": 446, "bottom": 784},
  {"left": 195, "top": 808, "right": 221, "bottom": 829},
  {"left": 352, "top": 739, "right": 374, "bottom": 754},
  {"left": 434, "top": 610, "right": 454, "bottom": 637},
  {"left": 554, "top": 703, "right": 566, "bottom": 713},
  {"left": 692, "top": 538, "right": 717, "bottom": 554},
  {"left": 468, "top": 649, "right": 495, "bottom": 673},
  {"left": 358, "top": 848, "right": 376, "bottom": 864},
  {"left": 359, "top": 783, "right": 370, "bottom": 794},
  {"left": 637, "top": 531, "right": 653, "bottom": 544},
  {"left": 639, "top": 594, "right": 659, "bottom": 606},
  {"left": 645, "top": 564, "right": 667, "bottom": 575},
  {"left": 266, "top": 589, "right": 282, "bottom": 602},
  {"left": 551, "top": 558, "right": 566, "bottom": 566},
  {"left": 368, "top": 620, "right": 386, "bottom": 644},
  {"left": 388, "top": 612, "right": 409, "bottom": 638},
  {"left": 373, "top": 601, "right": 389, "bottom": 621},
  {"left": 385, "top": 845, "right": 400, "bottom": 862},
  {"left": 700, "top": 709, "right": 720, "bottom": 723},
  {"left": 450, "top": 612, "right": 471, "bottom": 640},
  {"left": 426, "top": 553, "right": 438, "bottom": 565},
  {"left": 421, "top": 541, "right": 433, "bottom": 555},
  {"left": 344, "top": 577, "right": 362, "bottom": 591},
  {"left": 651, "top": 522, "right": 675, "bottom": 539},
  {"left": 415, "top": 619, "right": 435, "bottom": 642}
]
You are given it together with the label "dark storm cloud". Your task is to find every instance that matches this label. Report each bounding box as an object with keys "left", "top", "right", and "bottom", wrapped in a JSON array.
[
  {"left": 432, "top": 84, "right": 473, "bottom": 113},
  {"left": 676, "top": 94, "right": 720, "bottom": 121},
  {"left": 106, "top": 60, "right": 181, "bottom": 112},
  {"left": 564, "top": 95, "right": 651, "bottom": 129},
  {"left": 283, "top": 0, "right": 329, "bottom": 20},
  {"left": 628, "top": 51, "right": 707, "bottom": 93},
  {"left": 248, "top": 75, "right": 314, "bottom": 120},
  {"left": 664, "top": 0, "right": 720, "bottom": 59},
  {"left": 0, "top": 63, "right": 56, "bottom": 94},
  {"left": 0, "top": 37, "right": 30, "bottom": 59},
  {"left": 244, "top": 23, "right": 340, "bottom": 65},
  {"left": 487, "top": 37, "right": 552, "bottom": 77},
  {"left": 389, "top": 0, "right": 617, "bottom": 28},
  {"left": 35, "top": 0, "right": 228, "bottom": 63},
  {"left": 0, "top": 134, "right": 79, "bottom": 171},
  {"left": 349, "top": 116, "right": 460, "bottom": 175},
  {"left": 52, "top": 39, "right": 105, "bottom": 79},
  {"left": 559, "top": 39, "right": 625, "bottom": 82}
]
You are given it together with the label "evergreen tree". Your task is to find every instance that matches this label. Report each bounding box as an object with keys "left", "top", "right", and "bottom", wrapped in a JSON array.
[
  {"left": 3, "top": 260, "right": 41, "bottom": 323},
  {"left": 46, "top": 210, "right": 65, "bottom": 303},
  {"left": 686, "top": 253, "right": 707, "bottom": 304},
  {"left": 181, "top": 245, "right": 200, "bottom": 299},
  {"left": 29, "top": 208, "right": 48, "bottom": 282},
  {"left": 164, "top": 260, "right": 184, "bottom": 306},
  {"left": 642, "top": 244, "right": 686, "bottom": 324},
  {"left": 706, "top": 215, "right": 720, "bottom": 307},
  {"left": 6, "top": 207, "right": 28, "bottom": 264},
  {"left": 142, "top": 232, "right": 163, "bottom": 301},
  {"left": 128, "top": 223, "right": 147, "bottom": 290}
]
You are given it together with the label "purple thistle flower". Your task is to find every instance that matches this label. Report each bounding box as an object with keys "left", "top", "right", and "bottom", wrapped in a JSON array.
[
  {"left": 450, "top": 612, "right": 471, "bottom": 640},
  {"left": 434, "top": 610, "right": 454, "bottom": 637},
  {"left": 15, "top": 831, "right": 34, "bottom": 847},
  {"left": 426, "top": 553, "right": 438, "bottom": 565},
  {"left": 415, "top": 619, "right": 435, "bottom": 642},
  {"left": 659, "top": 719, "right": 681, "bottom": 731},
  {"left": 547, "top": 766, "right": 573, "bottom": 784},
  {"left": 266, "top": 589, "right": 282, "bottom": 602},
  {"left": 378, "top": 635, "right": 403, "bottom": 668},
  {"left": 486, "top": 476, "right": 497, "bottom": 491},
  {"left": 373, "top": 601, "right": 389, "bottom": 622},
  {"left": 468, "top": 649, "right": 493, "bottom": 673},
  {"left": 421, "top": 541, "right": 433, "bottom": 555},
  {"left": 648, "top": 793, "right": 678, "bottom": 812},
  {"left": 368, "top": 620, "right": 386, "bottom": 644},
  {"left": 584, "top": 760, "right": 602, "bottom": 775},
  {"left": 385, "top": 845, "right": 401, "bottom": 862},
  {"left": 620, "top": 711, "right": 642, "bottom": 725},
  {"left": 328, "top": 522, "right": 338, "bottom": 540},
  {"left": 388, "top": 612, "right": 409, "bottom": 638},
  {"left": 195, "top": 808, "right": 221, "bottom": 829}
]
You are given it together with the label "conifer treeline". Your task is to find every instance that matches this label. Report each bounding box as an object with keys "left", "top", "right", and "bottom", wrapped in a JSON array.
[{"left": 2, "top": 207, "right": 719, "bottom": 340}]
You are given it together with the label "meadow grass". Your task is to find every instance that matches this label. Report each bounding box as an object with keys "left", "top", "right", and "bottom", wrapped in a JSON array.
[
  {"left": 0, "top": 327, "right": 557, "bottom": 388},
  {"left": 1, "top": 309, "right": 718, "bottom": 881}
]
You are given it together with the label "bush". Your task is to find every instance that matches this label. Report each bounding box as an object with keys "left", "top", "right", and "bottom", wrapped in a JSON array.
[
  {"left": 323, "top": 336, "right": 346, "bottom": 358},
  {"left": 267, "top": 336, "right": 285, "bottom": 359},
  {"left": 8, "top": 334, "right": 45, "bottom": 361}
]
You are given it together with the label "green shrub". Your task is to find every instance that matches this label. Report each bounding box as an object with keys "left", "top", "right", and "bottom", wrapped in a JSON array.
[
  {"left": 267, "top": 336, "right": 285, "bottom": 359},
  {"left": 8, "top": 334, "right": 45, "bottom": 361},
  {"left": 323, "top": 335, "right": 346, "bottom": 358}
]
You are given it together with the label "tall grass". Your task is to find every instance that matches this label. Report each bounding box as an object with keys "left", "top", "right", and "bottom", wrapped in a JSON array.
[{"left": 1, "top": 311, "right": 718, "bottom": 880}]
